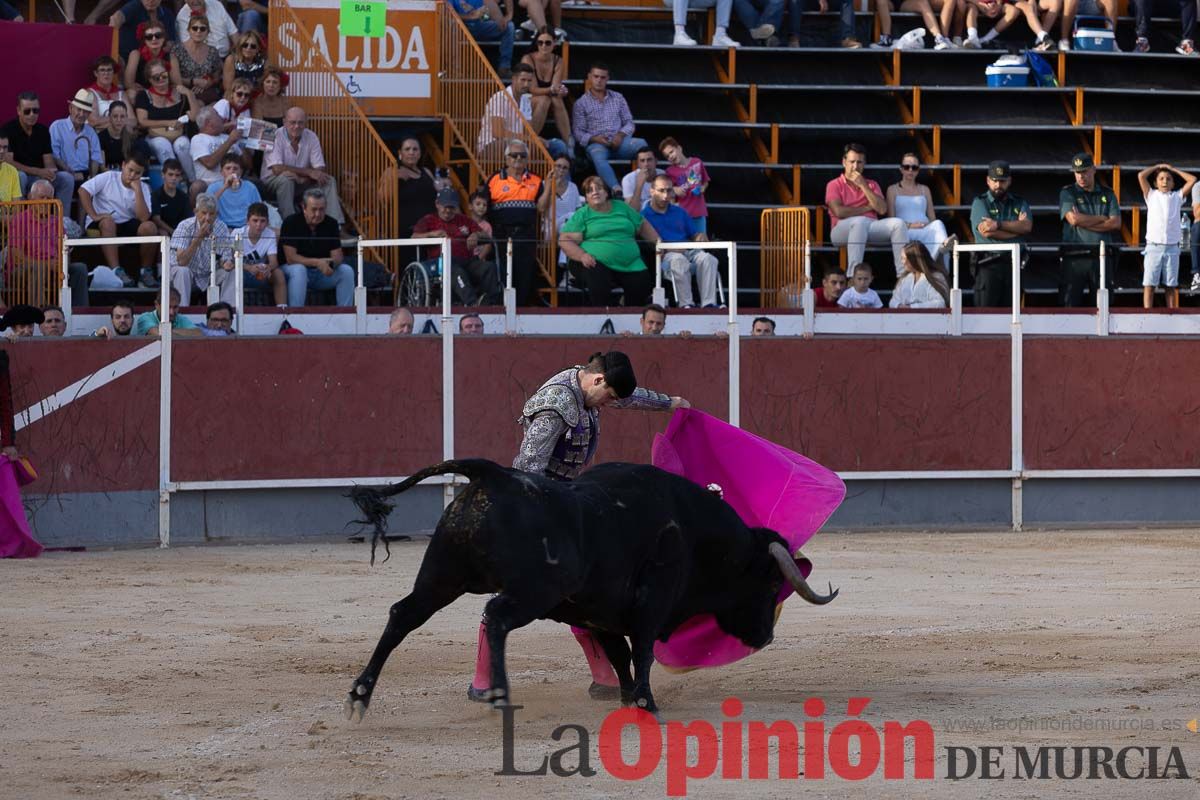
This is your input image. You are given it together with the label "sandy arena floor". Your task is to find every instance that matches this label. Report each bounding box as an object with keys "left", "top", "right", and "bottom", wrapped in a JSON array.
[{"left": 2, "top": 529, "right": 1199, "bottom": 799}]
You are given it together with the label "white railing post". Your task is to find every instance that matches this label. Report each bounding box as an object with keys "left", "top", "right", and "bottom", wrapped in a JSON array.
[
  {"left": 354, "top": 238, "right": 367, "bottom": 334},
  {"left": 1097, "top": 240, "right": 1110, "bottom": 336},
  {"left": 504, "top": 238, "right": 516, "bottom": 332},
  {"left": 950, "top": 242, "right": 962, "bottom": 336},
  {"left": 441, "top": 236, "right": 455, "bottom": 509},
  {"left": 206, "top": 235, "right": 219, "bottom": 305},
  {"left": 60, "top": 235, "right": 72, "bottom": 328},
  {"left": 158, "top": 235, "right": 172, "bottom": 548},
  {"left": 233, "top": 232, "right": 244, "bottom": 330},
  {"left": 1010, "top": 242, "right": 1023, "bottom": 532},
  {"left": 727, "top": 242, "right": 739, "bottom": 428},
  {"left": 652, "top": 245, "right": 667, "bottom": 308}
]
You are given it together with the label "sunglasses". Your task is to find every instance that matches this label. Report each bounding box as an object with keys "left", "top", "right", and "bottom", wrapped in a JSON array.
[
  {"left": 144, "top": 31, "right": 164, "bottom": 39},
  {"left": 234, "top": 91, "right": 250, "bottom": 97},
  {"left": 900, "top": 164, "right": 919, "bottom": 171},
  {"left": 507, "top": 153, "right": 528, "bottom": 159},
  {"left": 190, "top": 25, "right": 208, "bottom": 31},
  {"left": 241, "top": 43, "right": 259, "bottom": 49},
  {"left": 536, "top": 39, "right": 554, "bottom": 46},
  {"left": 20, "top": 107, "right": 39, "bottom": 115},
  {"left": 149, "top": 72, "right": 169, "bottom": 81}
]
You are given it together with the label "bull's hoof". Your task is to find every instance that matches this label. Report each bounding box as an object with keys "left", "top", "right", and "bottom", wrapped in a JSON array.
[
  {"left": 345, "top": 676, "right": 374, "bottom": 721},
  {"left": 344, "top": 697, "right": 368, "bottom": 723},
  {"left": 588, "top": 682, "right": 622, "bottom": 701},
  {"left": 467, "top": 685, "right": 490, "bottom": 703}
]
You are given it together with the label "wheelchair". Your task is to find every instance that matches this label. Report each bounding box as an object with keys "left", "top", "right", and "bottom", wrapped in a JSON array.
[{"left": 397, "top": 238, "right": 503, "bottom": 307}]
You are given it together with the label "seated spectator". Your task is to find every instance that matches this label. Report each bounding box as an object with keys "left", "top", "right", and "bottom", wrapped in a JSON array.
[
  {"left": 448, "top": 0, "right": 514, "bottom": 79},
  {"left": 39, "top": 306, "right": 66, "bottom": 337},
  {"left": 176, "top": 0, "right": 238, "bottom": 58},
  {"left": 235, "top": 201, "right": 286, "bottom": 306},
  {"left": 199, "top": 301, "right": 234, "bottom": 335},
  {"left": 133, "top": 286, "right": 202, "bottom": 336},
  {"left": 206, "top": 153, "right": 261, "bottom": 228},
  {"left": 1133, "top": 0, "right": 1193, "bottom": 52},
  {"left": 642, "top": 175, "right": 719, "bottom": 308},
  {"left": 886, "top": 153, "right": 955, "bottom": 267},
  {"left": 0, "top": 136, "right": 20, "bottom": 202},
  {"left": 4, "top": 181, "right": 87, "bottom": 305},
  {"left": 549, "top": 154, "right": 581, "bottom": 230},
  {"left": 826, "top": 143, "right": 906, "bottom": 277},
  {"left": 176, "top": 14, "right": 225, "bottom": 105},
  {"left": 412, "top": 188, "right": 501, "bottom": 306},
  {"left": 152, "top": 158, "right": 190, "bottom": 235},
  {"left": 279, "top": 187, "right": 354, "bottom": 307},
  {"left": 485, "top": 139, "right": 549, "bottom": 305},
  {"left": 969, "top": 160, "right": 1030, "bottom": 307},
  {"left": 191, "top": 106, "right": 243, "bottom": 199},
  {"left": 251, "top": 66, "right": 288, "bottom": 128},
  {"left": 837, "top": 263, "right": 883, "bottom": 308},
  {"left": 1061, "top": 0, "right": 1115, "bottom": 50},
  {"left": 751, "top": 315, "right": 775, "bottom": 335},
  {"left": 966, "top": 0, "right": 1058, "bottom": 50},
  {"left": 889, "top": 242, "right": 950, "bottom": 308},
  {"left": 640, "top": 303, "right": 666, "bottom": 334},
  {"left": 1, "top": 92, "right": 74, "bottom": 213},
  {"left": 622, "top": 146, "right": 663, "bottom": 211},
  {"left": 233, "top": 0, "right": 268, "bottom": 35},
  {"left": 98, "top": 102, "right": 151, "bottom": 171},
  {"left": 169, "top": 193, "right": 236, "bottom": 305},
  {"left": 223, "top": 32, "right": 268, "bottom": 92},
  {"left": 520, "top": 29, "right": 573, "bottom": 149},
  {"left": 478, "top": 65, "right": 566, "bottom": 162},
  {"left": 262, "top": 107, "right": 346, "bottom": 227},
  {"left": 872, "top": 0, "right": 956, "bottom": 49},
  {"left": 1059, "top": 152, "right": 1120, "bottom": 308},
  {"left": 732, "top": 0, "right": 780, "bottom": 45},
  {"left": 87, "top": 57, "right": 128, "bottom": 133},
  {"left": 660, "top": 137, "right": 710, "bottom": 234},
  {"left": 514, "top": 0, "right": 563, "bottom": 39},
  {"left": 94, "top": 300, "right": 136, "bottom": 338},
  {"left": 78, "top": 155, "right": 160, "bottom": 285},
  {"left": 459, "top": 312, "right": 485, "bottom": 334},
  {"left": 112, "top": 0, "right": 178, "bottom": 63},
  {"left": 388, "top": 307, "right": 415, "bottom": 334},
  {"left": 572, "top": 63, "right": 649, "bottom": 198},
  {"left": 213, "top": 79, "right": 253, "bottom": 134},
  {"left": 669, "top": 0, "right": 741, "bottom": 46},
  {"left": 813, "top": 268, "right": 846, "bottom": 307},
  {"left": 380, "top": 136, "right": 437, "bottom": 239},
  {"left": 134, "top": 63, "right": 200, "bottom": 181},
  {"left": 50, "top": 90, "right": 103, "bottom": 189},
  {"left": 124, "top": 22, "right": 183, "bottom": 97},
  {"left": 560, "top": 175, "right": 659, "bottom": 307}
]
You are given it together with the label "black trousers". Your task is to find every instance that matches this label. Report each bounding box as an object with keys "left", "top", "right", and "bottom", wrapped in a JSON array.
[
  {"left": 569, "top": 259, "right": 653, "bottom": 307},
  {"left": 1059, "top": 245, "right": 1116, "bottom": 308},
  {"left": 449, "top": 257, "right": 502, "bottom": 305},
  {"left": 491, "top": 222, "right": 538, "bottom": 306}
]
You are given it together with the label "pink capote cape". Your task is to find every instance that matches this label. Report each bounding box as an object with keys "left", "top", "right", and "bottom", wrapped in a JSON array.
[
  {"left": 650, "top": 409, "right": 844, "bottom": 670},
  {"left": 0, "top": 455, "right": 41, "bottom": 559}
]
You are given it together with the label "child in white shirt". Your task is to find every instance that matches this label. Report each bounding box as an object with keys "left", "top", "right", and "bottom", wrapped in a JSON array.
[
  {"left": 838, "top": 263, "right": 883, "bottom": 309},
  {"left": 1138, "top": 162, "right": 1197, "bottom": 309}
]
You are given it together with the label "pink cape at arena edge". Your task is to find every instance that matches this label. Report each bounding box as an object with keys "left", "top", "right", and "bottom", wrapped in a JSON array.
[
  {"left": 650, "top": 408, "right": 844, "bottom": 670},
  {"left": 0, "top": 455, "right": 41, "bottom": 559}
]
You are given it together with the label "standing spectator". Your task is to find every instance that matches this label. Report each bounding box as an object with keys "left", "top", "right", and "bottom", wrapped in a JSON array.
[
  {"left": 660, "top": 137, "right": 710, "bottom": 234},
  {"left": 460, "top": 313, "right": 485, "bottom": 334},
  {"left": 380, "top": 136, "right": 436, "bottom": 239},
  {"left": 1, "top": 305, "right": 42, "bottom": 340},
  {"left": 111, "top": 0, "right": 178, "bottom": 62},
  {"left": 886, "top": 153, "right": 955, "bottom": 266},
  {"left": 388, "top": 307, "right": 415, "bottom": 334},
  {"left": 199, "top": 301, "right": 235, "bottom": 335},
  {"left": 751, "top": 316, "right": 776, "bottom": 334},
  {"left": 969, "top": 160, "right": 1031, "bottom": 308},
  {"left": 788, "top": 0, "right": 860, "bottom": 47},
  {"left": 93, "top": 301, "right": 136, "bottom": 338},
  {"left": 86, "top": 57, "right": 129, "bottom": 132},
  {"left": 1, "top": 92, "right": 75, "bottom": 213},
  {"left": 1138, "top": 163, "right": 1197, "bottom": 309},
  {"left": 262, "top": 107, "right": 346, "bottom": 226},
  {"left": 889, "top": 242, "right": 950, "bottom": 308},
  {"left": 223, "top": 31, "right": 268, "bottom": 91},
  {"left": 521, "top": 29, "right": 573, "bottom": 149},
  {"left": 176, "top": 14, "right": 225, "bottom": 105},
  {"left": 0, "top": 136, "right": 20, "bottom": 202},
  {"left": 560, "top": 175, "right": 659, "bottom": 307},
  {"left": 413, "top": 188, "right": 502, "bottom": 306},
  {"left": 134, "top": 63, "right": 200, "bottom": 181},
  {"left": 176, "top": 0, "right": 238, "bottom": 58},
  {"left": 235, "top": 201, "right": 287, "bottom": 306},
  {"left": 77, "top": 155, "right": 159, "bottom": 283},
  {"left": 485, "top": 139, "right": 549, "bottom": 305},
  {"left": 39, "top": 307, "right": 66, "bottom": 337},
  {"left": 572, "top": 63, "right": 649, "bottom": 198},
  {"left": 190, "top": 106, "right": 242, "bottom": 197},
  {"left": 621, "top": 146, "right": 663, "bottom": 211},
  {"left": 97, "top": 102, "right": 150, "bottom": 171},
  {"left": 168, "top": 193, "right": 236, "bottom": 306},
  {"left": 124, "top": 22, "right": 182, "bottom": 97},
  {"left": 467, "top": 190, "right": 496, "bottom": 264},
  {"left": 448, "top": 0, "right": 515, "bottom": 79},
  {"left": 279, "top": 187, "right": 355, "bottom": 307},
  {"left": 838, "top": 263, "right": 883, "bottom": 308},
  {"left": 1059, "top": 152, "right": 1120, "bottom": 307},
  {"left": 639, "top": 303, "right": 667, "bottom": 334},
  {"left": 151, "top": 158, "right": 190, "bottom": 235},
  {"left": 49, "top": 90, "right": 103, "bottom": 190},
  {"left": 641, "top": 175, "right": 719, "bottom": 308},
  {"left": 133, "top": 287, "right": 202, "bottom": 336},
  {"left": 251, "top": 65, "right": 288, "bottom": 127},
  {"left": 206, "top": 154, "right": 261, "bottom": 228},
  {"left": 826, "top": 143, "right": 907, "bottom": 277},
  {"left": 813, "top": 268, "right": 847, "bottom": 307},
  {"left": 670, "top": 0, "right": 741, "bottom": 46},
  {"left": 1133, "top": 0, "right": 1194, "bottom": 52}
]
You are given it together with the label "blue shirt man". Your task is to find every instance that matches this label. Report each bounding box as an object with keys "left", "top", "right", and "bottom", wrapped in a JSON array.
[{"left": 641, "top": 175, "right": 720, "bottom": 308}]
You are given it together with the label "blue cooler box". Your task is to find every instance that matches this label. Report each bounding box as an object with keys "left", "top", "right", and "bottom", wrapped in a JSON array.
[
  {"left": 1073, "top": 15, "right": 1115, "bottom": 51},
  {"left": 986, "top": 55, "right": 1031, "bottom": 87}
]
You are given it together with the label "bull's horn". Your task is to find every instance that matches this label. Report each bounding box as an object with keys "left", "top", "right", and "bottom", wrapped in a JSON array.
[{"left": 769, "top": 542, "right": 839, "bottom": 605}]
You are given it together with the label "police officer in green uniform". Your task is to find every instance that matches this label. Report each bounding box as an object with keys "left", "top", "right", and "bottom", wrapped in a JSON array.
[
  {"left": 1058, "top": 152, "right": 1121, "bottom": 307},
  {"left": 969, "top": 160, "right": 1032, "bottom": 308}
]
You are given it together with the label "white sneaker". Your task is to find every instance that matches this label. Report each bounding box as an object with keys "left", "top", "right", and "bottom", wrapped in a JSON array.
[
  {"left": 749, "top": 23, "right": 775, "bottom": 39},
  {"left": 1191, "top": 273, "right": 1200, "bottom": 291},
  {"left": 519, "top": 19, "right": 537, "bottom": 33},
  {"left": 673, "top": 29, "right": 698, "bottom": 46},
  {"left": 963, "top": 34, "right": 981, "bottom": 49},
  {"left": 934, "top": 34, "right": 954, "bottom": 49},
  {"left": 711, "top": 31, "right": 741, "bottom": 47},
  {"left": 1058, "top": 37, "right": 1071, "bottom": 51},
  {"left": 554, "top": 26, "right": 568, "bottom": 41}
]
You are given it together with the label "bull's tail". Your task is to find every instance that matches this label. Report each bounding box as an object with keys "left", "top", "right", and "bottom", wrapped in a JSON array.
[{"left": 349, "top": 459, "right": 503, "bottom": 565}]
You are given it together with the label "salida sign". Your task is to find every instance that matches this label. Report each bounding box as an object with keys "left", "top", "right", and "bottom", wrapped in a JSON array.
[{"left": 272, "top": 0, "right": 437, "bottom": 116}]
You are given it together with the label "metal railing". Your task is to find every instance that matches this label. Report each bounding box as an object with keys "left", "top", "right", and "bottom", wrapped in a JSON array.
[
  {"left": 268, "top": 0, "right": 399, "bottom": 274},
  {"left": 1, "top": 199, "right": 63, "bottom": 308},
  {"left": 759, "top": 207, "right": 811, "bottom": 308}
]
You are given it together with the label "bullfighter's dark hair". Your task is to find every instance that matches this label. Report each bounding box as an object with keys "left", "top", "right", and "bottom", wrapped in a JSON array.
[{"left": 583, "top": 351, "right": 636, "bottom": 399}]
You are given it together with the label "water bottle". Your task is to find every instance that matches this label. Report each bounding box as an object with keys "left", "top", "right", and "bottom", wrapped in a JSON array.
[{"left": 1182, "top": 211, "right": 1191, "bottom": 250}]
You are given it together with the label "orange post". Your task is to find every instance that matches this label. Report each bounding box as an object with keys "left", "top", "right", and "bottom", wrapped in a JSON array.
[{"left": 759, "top": 208, "right": 811, "bottom": 306}]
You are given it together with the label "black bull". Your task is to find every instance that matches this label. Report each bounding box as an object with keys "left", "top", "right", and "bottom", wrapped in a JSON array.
[{"left": 345, "top": 459, "right": 837, "bottom": 721}]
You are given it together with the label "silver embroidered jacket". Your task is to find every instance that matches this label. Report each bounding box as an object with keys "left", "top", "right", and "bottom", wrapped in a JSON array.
[{"left": 513, "top": 366, "right": 673, "bottom": 480}]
